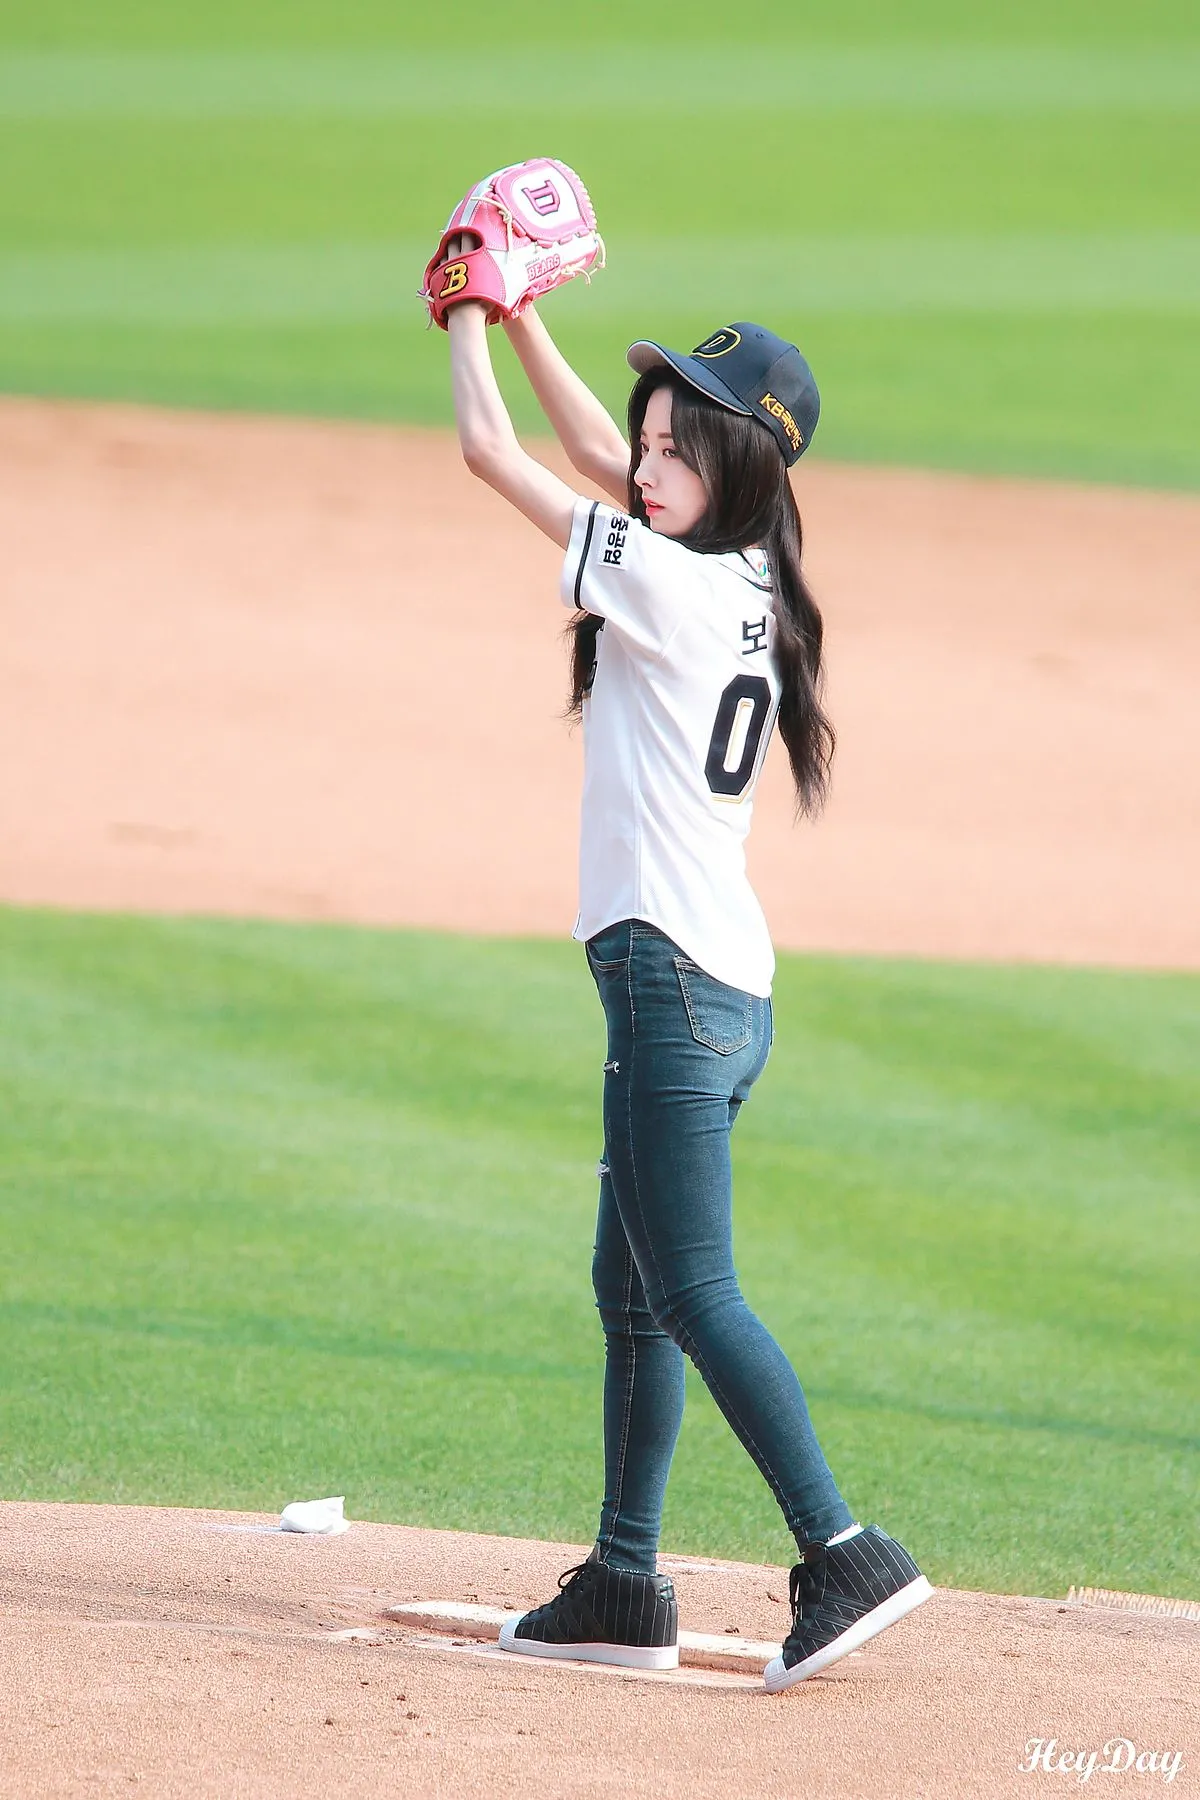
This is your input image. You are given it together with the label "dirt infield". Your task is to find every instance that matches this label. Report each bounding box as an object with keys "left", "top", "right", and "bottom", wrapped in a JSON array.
[
  {"left": 2, "top": 397, "right": 1198, "bottom": 965},
  {"left": 2, "top": 1503, "right": 1195, "bottom": 1799}
]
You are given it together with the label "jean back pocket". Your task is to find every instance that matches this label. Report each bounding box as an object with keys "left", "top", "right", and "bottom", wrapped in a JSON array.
[{"left": 672, "top": 957, "right": 753, "bottom": 1055}]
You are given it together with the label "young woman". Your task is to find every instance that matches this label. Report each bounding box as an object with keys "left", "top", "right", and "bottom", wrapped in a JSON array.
[{"left": 439, "top": 280, "right": 932, "bottom": 1691}]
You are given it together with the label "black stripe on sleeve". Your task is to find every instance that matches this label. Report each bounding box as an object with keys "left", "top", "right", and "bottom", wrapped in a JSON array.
[{"left": 572, "top": 502, "right": 600, "bottom": 609}]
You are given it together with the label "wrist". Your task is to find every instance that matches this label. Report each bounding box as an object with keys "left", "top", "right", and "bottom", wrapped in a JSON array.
[
  {"left": 445, "top": 300, "right": 490, "bottom": 335},
  {"left": 502, "top": 306, "right": 538, "bottom": 340}
]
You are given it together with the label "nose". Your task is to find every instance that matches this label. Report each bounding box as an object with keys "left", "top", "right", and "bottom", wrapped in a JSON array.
[{"left": 634, "top": 452, "right": 653, "bottom": 490}]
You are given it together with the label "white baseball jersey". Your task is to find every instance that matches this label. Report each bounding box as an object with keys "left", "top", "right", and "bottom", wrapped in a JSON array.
[{"left": 561, "top": 497, "right": 782, "bottom": 997}]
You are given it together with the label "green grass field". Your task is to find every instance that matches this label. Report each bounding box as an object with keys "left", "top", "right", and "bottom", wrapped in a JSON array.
[
  {"left": 1, "top": 906, "right": 1196, "bottom": 1600},
  {"left": 2, "top": 0, "right": 1198, "bottom": 485}
]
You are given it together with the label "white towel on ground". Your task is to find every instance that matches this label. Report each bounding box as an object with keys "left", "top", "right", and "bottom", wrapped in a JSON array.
[{"left": 279, "top": 1496, "right": 350, "bottom": 1535}]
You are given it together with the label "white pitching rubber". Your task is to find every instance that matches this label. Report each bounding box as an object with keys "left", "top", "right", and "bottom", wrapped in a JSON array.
[{"left": 387, "top": 1602, "right": 777, "bottom": 1672}]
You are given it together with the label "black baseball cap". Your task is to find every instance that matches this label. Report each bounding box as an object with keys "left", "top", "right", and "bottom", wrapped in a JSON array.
[{"left": 627, "top": 322, "right": 819, "bottom": 466}]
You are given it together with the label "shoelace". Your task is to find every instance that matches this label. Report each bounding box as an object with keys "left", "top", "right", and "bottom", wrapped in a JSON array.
[
  {"left": 545, "top": 1560, "right": 601, "bottom": 1637},
  {"left": 788, "top": 1550, "right": 827, "bottom": 1625}
]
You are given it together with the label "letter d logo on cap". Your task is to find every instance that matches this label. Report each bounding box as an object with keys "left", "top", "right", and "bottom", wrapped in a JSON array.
[{"left": 693, "top": 327, "right": 742, "bottom": 358}]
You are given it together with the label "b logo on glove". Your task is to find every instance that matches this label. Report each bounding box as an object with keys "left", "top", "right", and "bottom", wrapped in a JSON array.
[{"left": 439, "top": 261, "right": 470, "bottom": 299}]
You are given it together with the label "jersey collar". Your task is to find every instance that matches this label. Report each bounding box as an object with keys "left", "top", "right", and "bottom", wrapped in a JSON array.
[{"left": 730, "top": 546, "right": 772, "bottom": 591}]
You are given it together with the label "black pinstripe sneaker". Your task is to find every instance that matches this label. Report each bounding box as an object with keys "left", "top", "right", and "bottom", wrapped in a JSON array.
[
  {"left": 764, "top": 1524, "right": 933, "bottom": 1692},
  {"left": 497, "top": 1552, "right": 679, "bottom": 1670}
]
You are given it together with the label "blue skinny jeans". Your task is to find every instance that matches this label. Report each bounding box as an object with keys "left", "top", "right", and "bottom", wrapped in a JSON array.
[{"left": 586, "top": 918, "right": 852, "bottom": 1574}]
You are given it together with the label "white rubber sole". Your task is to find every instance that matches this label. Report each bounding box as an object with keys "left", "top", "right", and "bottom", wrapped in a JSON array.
[
  {"left": 763, "top": 1575, "right": 934, "bottom": 1692},
  {"left": 497, "top": 1617, "right": 679, "bottom": 1671}
]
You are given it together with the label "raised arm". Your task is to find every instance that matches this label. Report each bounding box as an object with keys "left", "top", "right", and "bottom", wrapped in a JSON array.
[
  {"left": 447, "top": 303, "right": 578, "bottom": 549},
  {"left": 503, "top": 308, "right": 630, "bottom": 507}
]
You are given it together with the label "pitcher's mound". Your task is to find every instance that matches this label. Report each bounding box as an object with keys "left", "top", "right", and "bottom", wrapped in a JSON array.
[{"left": 2, "top": 1501, "right": 1195, "bottom": 1799}]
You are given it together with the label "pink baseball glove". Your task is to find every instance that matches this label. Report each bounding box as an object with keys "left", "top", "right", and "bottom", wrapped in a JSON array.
[{"left": 421, "top": 158, "right": 604, "bottom": 329}]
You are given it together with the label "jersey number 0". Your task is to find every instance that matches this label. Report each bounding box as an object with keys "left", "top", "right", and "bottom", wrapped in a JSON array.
[{"left": 704, "top": 675, "right": 773, "bottom": 799}]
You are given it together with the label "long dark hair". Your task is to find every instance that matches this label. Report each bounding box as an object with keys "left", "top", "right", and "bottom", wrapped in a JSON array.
[{"left": 567, "top": 369, "right": 835, "bottom": 815}]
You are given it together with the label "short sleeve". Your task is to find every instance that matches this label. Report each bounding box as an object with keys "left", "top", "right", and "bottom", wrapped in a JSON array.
[{"left": 560, "top": 498, "right": 699, "bottom": 658}]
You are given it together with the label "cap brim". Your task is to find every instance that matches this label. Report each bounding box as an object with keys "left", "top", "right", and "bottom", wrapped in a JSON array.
[{"left": 626, "top": 340, "right": 753, "bottom": 417}]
